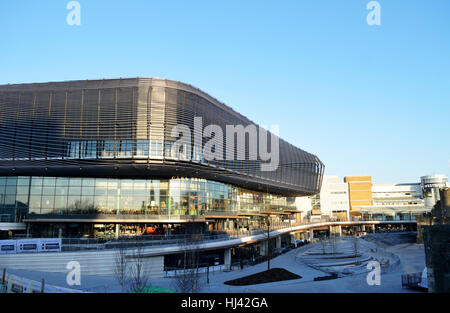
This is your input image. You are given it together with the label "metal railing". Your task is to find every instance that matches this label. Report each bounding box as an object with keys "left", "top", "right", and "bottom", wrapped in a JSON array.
[{"left": 6, "top": 217, "right": 417, "bottom": 253}]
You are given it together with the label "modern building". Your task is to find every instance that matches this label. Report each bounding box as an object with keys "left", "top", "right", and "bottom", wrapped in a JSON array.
[
  {"left": 0, "top": 78, "right": 324, "bottom": 238},
  {"left": 298, "top": 175, "right": 349, "bottom": 221},
  {"left": 344, "top": 176, "right": 373, "bottom": 217},
  {"left": 360, "top": 183, "right": 426, "bottom": 221},
  {"left": 420, "top": 174, "right": 449, "bottom": 208}
]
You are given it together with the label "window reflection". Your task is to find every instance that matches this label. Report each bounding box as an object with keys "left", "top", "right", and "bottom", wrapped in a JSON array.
[{"left": 0, "top": 176, "right": 297, "bottom": 217}]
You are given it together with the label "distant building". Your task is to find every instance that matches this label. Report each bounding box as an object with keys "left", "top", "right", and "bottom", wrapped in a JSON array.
[
  {"left": 421, "top": 174, "right": 449, "bottom": 208},
  {"left": 344, "top": 176, "right": 373, "bottom": 217},
  {"left": 296, "top": 175, "right": 349, "bottom": 221},
  {"left": 360, "top": 183, "right": 426, "bottom": 221},
  {"left": 296, "top": 174, "right": 449, "bottom": 222}
]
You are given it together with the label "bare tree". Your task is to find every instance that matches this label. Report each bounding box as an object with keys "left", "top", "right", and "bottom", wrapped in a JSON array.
[
  {"left": 126, "top": 241, "right": 150, "bottom": 292},
  {"left": 320, "top": 237, "right": 327, "bottom": 254},
  {"left": 352, "top": 236, "right": 359, "bottom": 257},
  {"left": 172, "top": 220, "right": 202, "bottom": 293},
  {"left": 113, "top": 239, "right": 128, "bottom": 293},
  {"left": 330, "top": 234, "right": 337, "bottom": 256}
]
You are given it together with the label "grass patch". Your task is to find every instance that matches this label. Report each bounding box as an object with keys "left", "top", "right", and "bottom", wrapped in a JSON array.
[{"left": 224, "top": 268, "right": 302, "bottom": 286}]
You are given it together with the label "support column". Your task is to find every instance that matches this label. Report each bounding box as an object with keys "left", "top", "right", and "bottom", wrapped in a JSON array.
[
  {"left": 335, "top": 225, "right": 342, "bottom": 237},
  {"left": 115, "top": 224, "right": 120, "bottom": 239},
  {"left": 291, "top": 234, "right": 296, "bottom": 247},
  {"left": 259, "top": 241, "right": 267, "bottom": 256},
  {"left": 361, "top": 225, "right": 366, "bottom": 232},
  {"left": 224, "top": 248, "right": 231, "bottom": 271},
  {"left": 276, "top": 236, "right": 282, "bottom": 249},
  {"left": 308, "top": 230, "right": 314, "bottom": 241}
]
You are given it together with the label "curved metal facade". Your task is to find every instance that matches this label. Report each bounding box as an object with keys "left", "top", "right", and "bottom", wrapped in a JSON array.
[{"left": 0, "top": 78, "right": 323, "bottom": 196}]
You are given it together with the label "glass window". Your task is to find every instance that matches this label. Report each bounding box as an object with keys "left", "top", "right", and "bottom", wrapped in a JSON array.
[
  {"left": 15, "top": 194, "right": 29, "bottom": 207},
  {"left": 117, "top": 140, "right": 132, "bottom": 158},
  {"left": 54, "top": 195, "right": 68, "bottom": 211},
  {"left": 150, "top": 140, "right": 163, "bottom": 157},
  {"left": 55, "top": 178, "right": 69, "bottom": 186},
  {"left": 30, "top": 186, "right": 42, "bottom": 195},
  {"left": 94, "top": 179, "right": 108, "bottom": 196},
  {"left": 43, "top": 177, "right": 56, "bottom": 186},
  {"left": 55, "top": 186, "right": 68, "bottom": 196},
  {"left": 133, "top": 181, "right": 147, "bottom": 196},
  {"left": 67, "top": 196, "right": 81, "bottom": 211},
  {"left": 81, "top": 141, "right": 97, "bottom": 159},
  {"left": 107, "top": 196, "right": 118, "bottom": 210},
  {"left": 69, "top": 178, "right": 82, "bottom": 186},
  {"left": 29, "top": 195, "right": 42, "bottom": 214},
  {"left": 4, "top": 194, "right": 15, "bottom": 205},
  {"left": 42, "top": 186, "right": 55, "bottom": 195},
  {"left": 102, "top": 140, "right": 115, "bottom": 158},
  {"left": 165, "top": 141, "right": 174, "bottom": 158},
  {"left": 5, "top": 185, "right": 16, "bottom": 195},
  {"left": 6, "top": 177, "right": 17, "bottom": 186},
  {"left": 79, "top": 197, "right": 95, "bottom": 213},
  {"left": 135, "top": 140, "right": 149, "bottom": 157},
  {"left": 82, "top": 178, "right": 95, "bottom": 187},
  {"left": 68, "top": 186, "right": 81, "bottom": 196},
  {"left": 31, "top": 177, "right": 43, "bottom": 187},
  {"left": 41, "top": 195, "right": 54, "bottom": 210},
  {"left": 94, "top": 196, "right": 108, "bottom": 212},
  {"left": 120, "top": 195, "right": 133, "bottom": 211},
  {"left": 81, "top": 186, "right": 95, "bottom": 196},
  {"left": 68, "top": 141, "right": 80, "bottom": 158}
]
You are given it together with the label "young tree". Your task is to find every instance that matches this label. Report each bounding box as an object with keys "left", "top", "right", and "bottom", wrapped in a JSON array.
[
  {"left": 126, "top": 241, "right": 150, "bottom": 292},
  {"left": 113, "top": 239, "right": 128, "bottom": 293},
  {"left": 330, "top": 234, "right": 337, "bottom": 256},
  {"left": 320, "top": 237, "right": 327, "bottom": 254},
  {"left": 352, "top": 236, "right": 359, "bottom": 257},
  {"left": 173, "top": 220, "right": 202, "bottom": 293}
]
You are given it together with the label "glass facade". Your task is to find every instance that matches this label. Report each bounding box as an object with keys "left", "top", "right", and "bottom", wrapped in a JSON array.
[{"left": 0, "top": 176, "right": 296, "bottom": 220}]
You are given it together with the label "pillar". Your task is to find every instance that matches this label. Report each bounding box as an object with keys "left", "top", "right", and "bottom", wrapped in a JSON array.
[
  {"left": 308, "top": 230, "right": 314, "bottom": 241},
  {"left": 115, "top": 224, "right": 120, "bottom": 239},
  {"left": 224, "top": 248, "right": 231, "bottom": 271},
  {"left": 291, "top": 234, "right": 296, "bottom": 247},
  {"left": 361, "top": 225, "right": 366, "bottom": 232},
  {"left": 259, "top": 241, "right": 267, "bottom": 256},
  {"left": 276, "top": 236, "right": 282, "bottom": 249}
]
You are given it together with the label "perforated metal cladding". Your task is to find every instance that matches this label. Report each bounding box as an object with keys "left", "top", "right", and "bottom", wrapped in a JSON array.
[{"left": 0, "top": 78, "right": 324, "bottom": 196}]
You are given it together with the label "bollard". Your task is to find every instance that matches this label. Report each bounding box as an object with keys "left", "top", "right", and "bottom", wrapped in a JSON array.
[
  {"left": 1, "top": 268, "right": 5, "bottom": 285},
  {"left": 41, "top": 279, "right": 45, "bottom": 293}
]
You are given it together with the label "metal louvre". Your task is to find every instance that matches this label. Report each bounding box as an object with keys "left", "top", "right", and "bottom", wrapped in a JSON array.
[{"left": 0, "top": 78, "right": 324, "bottom": 196}]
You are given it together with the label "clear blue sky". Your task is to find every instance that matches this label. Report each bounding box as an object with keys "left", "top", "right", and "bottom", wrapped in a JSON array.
[{"left": 0, "top": 0, "right": 449, "bottom": 184}]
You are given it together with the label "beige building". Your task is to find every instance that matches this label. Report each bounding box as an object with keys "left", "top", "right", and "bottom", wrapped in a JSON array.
[{"left": 344, "top": 176, "right": 373, "bottom": 217}]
